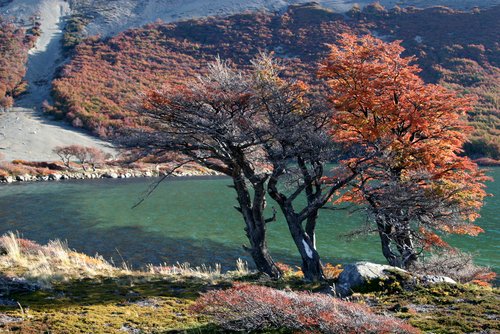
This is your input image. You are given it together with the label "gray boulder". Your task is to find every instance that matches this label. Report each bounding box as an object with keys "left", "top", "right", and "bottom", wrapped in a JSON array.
[
  {"left": 103, "top": 172, "right": 119, "bottom": 179},
  {"left": 335, "top": 262, "right": 408, "bottom": 296},
  {"left": 48, "top": 173, "right": 62, "bottom": 181},
  {"left": 421, "top": 275, "right": 457, "bottom": 285}
]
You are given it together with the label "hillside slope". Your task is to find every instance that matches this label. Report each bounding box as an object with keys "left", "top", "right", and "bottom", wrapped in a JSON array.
[
  {"left": 51, "top": 3, "right": 499, "bottom": 159},
  {"left": 1, "top": 0, "right": 498, "bottom": 161},
  {"left": 0, "top": 0, "right": 115, "bottom": 161},
  {"left": 68, "top": 0, "right": 500, "bottom": 37}
]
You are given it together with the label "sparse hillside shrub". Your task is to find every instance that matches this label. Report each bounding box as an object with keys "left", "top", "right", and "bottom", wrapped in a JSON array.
[
  {"left": 53, "top": 145, "right": 111, "bottom": 170},
  {"left": 192, "top": 283, "right": 418, "bottom": 333},
  {"left": 62, "top": 14, "right": 90, "bottom": 55},
  {"left": 410, "top": 249, "right": 496, "bottom": 286},
  {"left": 0, "top": 161, "right": 32, "bottom": 176},
  {"left": 50, "top": 4, "right": 499, "bottom": 159},
  {"left": 12, "top": 160, "right": 65, "bottom": 170},
  {"left": 0, "top": 15, "right": 36, "bottom": 108}
]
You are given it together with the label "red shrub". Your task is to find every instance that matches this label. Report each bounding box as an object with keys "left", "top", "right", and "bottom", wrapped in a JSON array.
[
  {"left": 0, "top": 16, "right": 34, "bottom": 107},
  {"left": 192, "top": 283, "right": 418, "bottom": 333}
]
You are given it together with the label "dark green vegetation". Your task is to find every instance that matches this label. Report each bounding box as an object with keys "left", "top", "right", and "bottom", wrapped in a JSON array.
[
  {"left": 61, "top": 14, "right": 90, "bottom": 56},
  {"left": 0, "top": 276, "right": 215, "bottom": 333},
  {"left": 51, "top": 3, "right": 499, "bottom": 159}
]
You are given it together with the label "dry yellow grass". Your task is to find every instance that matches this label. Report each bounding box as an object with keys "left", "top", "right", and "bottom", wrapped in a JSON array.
[{"left": 0, "top": 232, "right": 250, "bottom": 288}]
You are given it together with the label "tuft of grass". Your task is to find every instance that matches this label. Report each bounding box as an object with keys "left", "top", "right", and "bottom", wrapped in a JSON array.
[
  {"left": 0, "top": 233, "right": 120, "bottom": 288},
  {"left": 0, "top": 232, "right": 23, "bottom": 264},
  {"left": 147, "top": 262, "right": 222, "bottom": 282}
]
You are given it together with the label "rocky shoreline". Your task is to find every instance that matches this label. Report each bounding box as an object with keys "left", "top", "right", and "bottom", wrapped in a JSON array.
[{"left": 0, "top": 166, "right": 220, "bottom": 184}]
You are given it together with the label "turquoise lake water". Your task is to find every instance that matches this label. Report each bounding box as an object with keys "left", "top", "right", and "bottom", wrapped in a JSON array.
[{"left": 0, "top": 168, "right": 498, "bottom": 273}]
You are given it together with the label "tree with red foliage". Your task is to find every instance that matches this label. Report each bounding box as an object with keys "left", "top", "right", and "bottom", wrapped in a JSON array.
[
  {"left": 137, "top": 55, "right": 360, "bottom": 281},
  {"left": 136, "top": 58, "right": 282, "bottom": 278},
  {"left": 319, "top": 33, "right": 489, "bottom": 268}
]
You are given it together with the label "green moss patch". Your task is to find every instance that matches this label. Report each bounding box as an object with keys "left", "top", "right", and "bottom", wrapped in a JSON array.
[
  {"left": 0, "top": 275, "right": 230, "bottom": 333},
  {"left": 366, "top": 284, "right": 500, "bottom": 333},
  {"left": 0, "top": 273, "right": 498, "bottom": 333}
]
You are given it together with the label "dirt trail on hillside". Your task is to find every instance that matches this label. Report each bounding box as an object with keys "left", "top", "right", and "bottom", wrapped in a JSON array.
[{"left": 0, "top": 0, "right": 116, "bottom": 162}]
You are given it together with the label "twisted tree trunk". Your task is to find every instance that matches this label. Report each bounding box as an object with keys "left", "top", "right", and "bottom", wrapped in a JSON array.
[
  {"left": 233, "top": 173, "right": 281, "bottom": 279},
  {"left": 376, "top": 219, "right": 399, "bottom": 267},
  {"left": 395, "top": 225, "right": 418, "bottom": 269},
  {"left": 285, "top": 211, "right": 323, "bottom": 281},
  {"left": 377, "top": 217, "right": 417, "bottom": 269}
]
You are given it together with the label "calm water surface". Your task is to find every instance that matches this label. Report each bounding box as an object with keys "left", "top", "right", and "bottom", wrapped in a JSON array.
[{"left": 0, "top": 168, "right": 498, "bottom": 273}]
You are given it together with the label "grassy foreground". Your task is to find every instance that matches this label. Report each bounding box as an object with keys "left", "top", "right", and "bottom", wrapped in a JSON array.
[{"left": 0, "top": 233, "right": 498, "bottom": 333}]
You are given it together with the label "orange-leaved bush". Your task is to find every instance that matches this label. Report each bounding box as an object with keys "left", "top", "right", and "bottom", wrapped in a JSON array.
[
  {"left": 192, "top": 283, "right": 418, "bottom": 333},
  {"left": 0, "top": 16, "right": 37, "bottom": 109},
  {"left": 319, "top": 33, "right": 489, "bottom": 268}
]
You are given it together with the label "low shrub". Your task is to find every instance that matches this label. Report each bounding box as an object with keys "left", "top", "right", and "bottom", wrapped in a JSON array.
[
  {"left": 12, "top": 160, "right": 65, "bottom": 170},
  {"left": 410, "top": 249, "right": 496, "bottom": 286},
  {"left": 192, "top": 283, "right": 418, "bottom": 333},
  {"left": 0, "top": 161, "right": 32, "bottom": 176}
]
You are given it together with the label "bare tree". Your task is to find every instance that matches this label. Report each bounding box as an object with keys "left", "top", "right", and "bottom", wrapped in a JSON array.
[
  {"left": 133, "top": 59, "right": 281, "bottom": 278},
  {"left": 133, "top": 55, "right": 364, "bottom": 281},
  {"left": 84, "top": 147, "right": 111, "bottom": 171},
  {"left": 53, "top": 145, "right": 110, "bottom": 172},
  {"left": 248, "top": 55, "right": 360, "bottom": 281},
  {"left": 54, "top": 145, "right": 77, "bottom": 169}
]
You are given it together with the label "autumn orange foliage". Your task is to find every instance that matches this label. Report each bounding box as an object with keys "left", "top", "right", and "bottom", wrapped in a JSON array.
[
  {"left": 49, "top": 4, "right": 498, "bottom": 159},
  {"left": 0, "top": 16, "right": 36, "bottom": 109},
  {"left": 320, "top": 33, "right": 489, "bottom": 265},
  {"left": 348, "top": 5, "right": 499, "bottom": 160}
]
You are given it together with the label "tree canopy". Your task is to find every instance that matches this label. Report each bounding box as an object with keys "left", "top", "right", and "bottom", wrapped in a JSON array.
[{"left": 319, "top": 33, "right": 489, "bottom": 268}]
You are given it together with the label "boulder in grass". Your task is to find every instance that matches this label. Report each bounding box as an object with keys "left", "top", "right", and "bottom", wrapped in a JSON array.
[
  {"left": 335, "top": 261, "right": 457, "bottom": 296},
  {"left": 335, "top": 262, "right": 409, "bottom": 296}
]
